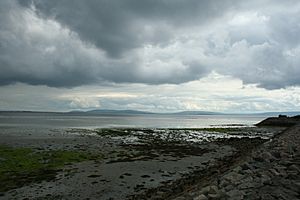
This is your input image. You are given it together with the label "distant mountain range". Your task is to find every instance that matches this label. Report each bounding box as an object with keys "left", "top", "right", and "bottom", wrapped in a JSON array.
[
  {"left": 0, "top": 109, "right": 299, "bottom": 116},
  {"left": 70, "top": 109, "right": 153, "bottom": 115},
  {"left": 69, "top": 109, "right": 224, "bottom": 115}
]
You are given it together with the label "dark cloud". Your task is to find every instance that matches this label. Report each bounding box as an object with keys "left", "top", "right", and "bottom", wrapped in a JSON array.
[
  {"left": 0, "top": 0, "right": 299, "bottom": 89},
  {"left": 28, "top": 0, "right": 237, "bottom": 57}
]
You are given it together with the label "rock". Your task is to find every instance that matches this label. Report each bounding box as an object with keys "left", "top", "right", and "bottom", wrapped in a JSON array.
[
  {"left": 271, "top": 151, "right": 281, "bottom": 159},
  {"left": 193, "top": 194, "right": 208, "bottom": 200},
  {"left": 174, "top": 197, "right": 187, "bottom": 200},
  {"left": 253, "top": 155, "right": 264, "bottom": 162},
  {"left": 219, "top": 180, "right": 229, "bottom": 188},
  {"left": 261, "top": 193, "right": 274, "bottom": 200},
  {"left": 207, "top": 193, "right": 221, "bottom": 199},
  {"left": 261, "top": 174, "right": 271, "bottom": 185},
  {"left": 223, "top": 172, "right": 243, "bottom": 184},
  {"left": 288, "top": 164, "right": 299, "bottom": 172},
  {"left": 199, "top": 186, "right": 210, "bottom": 195},
  {"left": 238, "top": 177, "right": 254, "bottom": 189},
  {"left": 224, "top": 184, "right": 234, "bottom": 191},
  {"left": 261, "top": 152, "right": 275, "bottom": 162},
  {"left": 241, "top": 163, "right": 252, "bottom": 170},
  {"left": 243, "top": 169, "right": 254, "bottom": 175},
  {"left": 233, "top": 166, "right": 242, "bottom": 173},
  {"left": 269, "top": 168, "right": 280, "bottom": 176},
  {"left": 226, "top": 189, "right": 245, "bottom": 199},
  {"left": 208, "top": 185, "right": 219, "bottom": 194}
]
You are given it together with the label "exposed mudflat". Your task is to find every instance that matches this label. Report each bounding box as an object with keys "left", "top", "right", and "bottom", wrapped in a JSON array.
[{"left": 0, "top": 126, "right": 283, "bottom": 200}]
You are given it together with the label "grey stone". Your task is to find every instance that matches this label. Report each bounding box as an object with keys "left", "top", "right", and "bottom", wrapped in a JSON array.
[
  {"left": 233, "top": 166, "right": 242, "bottom": 173},
  {"left": 261, "top": 174, "right": 271, "bottom": 185},
  {"left": 223, "top": 172, "right": 243, "bottom": 184},
  {"left": 224, "top": 184, "right": 234, "bottom": 191},
  {"left": 239, "top": 182, "right": 254, "bottom": 189},
  {"left": 219, "top": 180, "right": 229, "bottom": 188},
  {"left": 208, "top": 185, "right": 219, "bottom": 194},
  {"left": 261, "top": 152, "right": 275, "bottom": 162},
  {"left": 261, "top": 193, "right": 274, "bottom": 200},
  {"left": 193, "top": 194, "right": 208, "bottom": 200},
  {"left": 269, "top": 168, "right": 280, "bottom": 176},
  {"left": 199, "top": 186, "right": 210, "bottom": 195},
  {"left": 241, "top": 163, "right": 252, "bottom": 170},
  {"left": 271, "top": 151, "right": 281, "bottom": 159},
  {"left": 207, "top": 193, "right": 221, "bottom": 199},
  {"left": 226, "top": 189, "right": 245, "bottom": 199},
  {"left": 174, "top": 197, "right": 187, "bottom": 200},
  {"left": 288, "top": 164, "right": 299, "bottom": 172}
]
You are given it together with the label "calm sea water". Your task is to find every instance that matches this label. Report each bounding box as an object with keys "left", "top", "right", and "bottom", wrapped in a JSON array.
[{"left": 0, "top": 113, "right": 269, "bottom": 129}]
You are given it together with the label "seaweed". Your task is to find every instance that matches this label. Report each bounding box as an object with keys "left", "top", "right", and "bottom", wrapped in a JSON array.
[{"left": 0, "top": 145, "right": 102, "bottom": 192}]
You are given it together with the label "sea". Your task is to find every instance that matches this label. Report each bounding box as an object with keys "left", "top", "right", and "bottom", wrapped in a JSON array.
[{"left": 0, "top": 112, "right": 271, "bottom": 130}]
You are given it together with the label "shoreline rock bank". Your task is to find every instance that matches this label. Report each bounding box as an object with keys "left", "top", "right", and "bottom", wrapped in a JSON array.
[{"left": 173, "top": 123, "right": 300, "bottom": 200}]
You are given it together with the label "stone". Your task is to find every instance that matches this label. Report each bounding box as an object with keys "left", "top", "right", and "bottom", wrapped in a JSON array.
[
  {"left": 233, "top": 166, "right": 242, "bottom": 173},
  {"left": 261, "top": 174, "right": 271, "bottom": 185},
  {"left": 261, "top": 194, "right": 274, "bottom": 200},
  {"left": 193, "top": 194, "right": 208, "bottom": 200},
  {"left": 219, "top": 180, "right": 229, "bottom": 188},
  {"left": 261, "top": 152, "right": 275, "bottom": 162},
  {"left": 226, "top": 189, "right": 245, "bottom": 199},
  {"left": 207, "top": 193, "right": 221, "bottom": 199},
  {"left": 239, "top": 182, "right": 254, "bottom": 189},
  {"left": 174, "top": 197, "right": 186, "bottom": 200},
  {"left": 253, "top": 155, "right": 264, "bottom": 162},
  {"left": 243, "top": 169, "right": 254, "bottom": 175},
  {"left": 223, "top": 172, "right": 243, "bottom": 184},
  {"left": 269, "top": 168, "right": 280, "bottom": 176},
  {"left": 288, "top": 164, "right": 299, "bottom": 172},
  {"left": 271, "top": 151, "right": 281, "bottom": 159},
  {"left": 199, "top": 186, "right": 210, "bottom": 195},
  {"left": 224, "top": 184, "right": 234, "bottom": 191},
  {"left": 241, "top": 163, "right": 252, "bottom": 170},
  {"left": 208, "top": 185, "right": 219, "bottom": 194}
]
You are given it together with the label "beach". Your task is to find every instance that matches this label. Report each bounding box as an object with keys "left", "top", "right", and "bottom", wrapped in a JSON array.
[{"left": 0, "top": 115, "right": 298, "bottom": 200}]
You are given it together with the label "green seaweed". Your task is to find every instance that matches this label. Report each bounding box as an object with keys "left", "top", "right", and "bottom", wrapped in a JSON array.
[{"left": 0, "top": 145, "right": 102, "bottom": 192}]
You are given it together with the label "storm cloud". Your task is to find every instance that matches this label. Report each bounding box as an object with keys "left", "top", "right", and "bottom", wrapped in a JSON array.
[{"left": 0, "top": 0, "right": 300, "bottom": 89}]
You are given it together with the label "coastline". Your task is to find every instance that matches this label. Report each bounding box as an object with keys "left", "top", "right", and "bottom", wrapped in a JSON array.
[{"left": 0, "top": 116, "right": 299, "bottom": 199}]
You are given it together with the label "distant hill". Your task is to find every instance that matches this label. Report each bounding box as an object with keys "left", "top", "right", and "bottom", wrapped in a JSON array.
[
  {"left": 83, "top": 109, "right": 153, "bottom": 115},
  {"left": 173, "top": 111, "right": 222, "bottom": 115},
  {"left": 81, "top": 110, "right": 223, "bottom": 115},
  {"left": 0, "top": 110, "right": 299, "bottom": 116}
]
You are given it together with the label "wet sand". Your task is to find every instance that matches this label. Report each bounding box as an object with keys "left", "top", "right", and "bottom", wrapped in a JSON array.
[{"left": 0, "top": 127, "right": 283, "bottom": 200}]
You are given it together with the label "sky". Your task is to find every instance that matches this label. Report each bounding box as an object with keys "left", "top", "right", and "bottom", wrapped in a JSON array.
[{"left": 0, "top": 0, "right": 300, "bottom": 113}]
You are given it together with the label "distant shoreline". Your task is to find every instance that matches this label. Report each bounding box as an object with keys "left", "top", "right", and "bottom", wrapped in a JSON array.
[{"left": 0, "top": 109, "right": 300, "bottom": 117}]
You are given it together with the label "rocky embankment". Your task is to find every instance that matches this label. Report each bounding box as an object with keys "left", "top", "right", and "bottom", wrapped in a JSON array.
[
  {"left": 173, "top": 118, "right": 300, "bottom": 200},
  {"left": 256, "top": 115, "right": 300, "bottom": 127}
]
